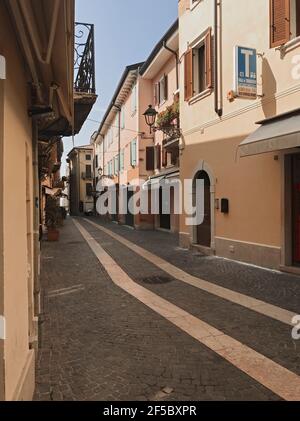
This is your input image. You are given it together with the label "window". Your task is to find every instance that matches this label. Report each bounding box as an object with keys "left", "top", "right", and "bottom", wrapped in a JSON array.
[
  {"left": 86, "top": 154, "right": 91, "bottom": 160},
  {"left": 86, "top": 183, "right": 93, "bottom": 197},
  {"left": 120, "top": 149, "right": 125, "bottom": 171},
  {"left": 131, "top": 84, "right": 137, "bottom": 115},
  {"left": 290, "top": 0, "right": 300, "bottom": 39},
  {"left": 270, "top": 0, "right": 300, "bottom": 47},
  {"left": 85, "top": 164, "right": 92, "bottom": 178},
  {"left": 154, "top": 74, "right": 168, "bottom": 106},
  {"left": 130, "top": 139, "right": 137, "bottom": 166},
  {"left": 146, "top": 146, "right": 155, "bottom": 171},
  {"left": 184, "top": 28, "right": 212, "bottom": 101},
  {"left": 114, "top": 155, "right": 119, "bottom": 175},
  {"left": 121, "top": 106, "right": 125, "bottom": 129},
  {"left": 95, "top": 154, "right": 98, "bottom": 168}
]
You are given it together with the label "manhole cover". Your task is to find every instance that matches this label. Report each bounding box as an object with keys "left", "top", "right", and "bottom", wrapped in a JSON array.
[{"left": 140, "top": 275, "right": 173, "bottom": 284}]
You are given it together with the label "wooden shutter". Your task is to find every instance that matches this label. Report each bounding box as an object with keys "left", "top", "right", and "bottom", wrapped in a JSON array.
[
  {"left": 164, "top": 74, "right": 168, "bottom": 100},
  {"left": 146, "top": 147, "right": 155, "bottom": 171},
  {"left": 205, "top": 28, "right": 213, "bottom": 89},
  {"left": 270, "top": 0, "right": 290, "bottom": 47},
  {"left": 162, "top": 148, "right": 168, "bottom": 167},
  {"left": 156, "top": 144, "right": 161, "bottom": 169},
  {"left": 184, "top": 49, "right": 193, "bottom": 101},
  {"left": 297, "top": 1, "right": 300, "bottom": 37},
  {"left": 154, "top": 83, "right": 159, "bottom": 106}
]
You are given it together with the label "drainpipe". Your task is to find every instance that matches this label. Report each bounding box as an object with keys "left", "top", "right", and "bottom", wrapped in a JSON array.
[
  {"left": 113, "top": 104, "right": 121, "bottom": 221},
  {"left": 0, "top": 73, "right": 5, "bottom": 401},
  {"left": 163, "top": 41, "right": 179, "bottom": 91},
  {"left": 214, "top": 0, "right": 223, "bottom": 117},
  {"left": 32, "top": 123, "right": 41, "bottom": 319}
]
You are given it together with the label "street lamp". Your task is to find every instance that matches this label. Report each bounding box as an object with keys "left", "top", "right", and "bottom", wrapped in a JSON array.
[{"left": 143, "top": 105, "right": 158, "bottom": 133}]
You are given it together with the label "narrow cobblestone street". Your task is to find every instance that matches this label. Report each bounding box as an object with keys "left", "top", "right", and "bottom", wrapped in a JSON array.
[{"left": 34, "top": 217, "right": 300, "bottom": 401}]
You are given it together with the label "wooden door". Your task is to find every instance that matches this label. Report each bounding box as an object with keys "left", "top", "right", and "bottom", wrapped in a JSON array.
[
  {"left": 292, "top": 155, "right": 300, "bottom": 265},
  {"left": 196, "top": 171, "right": 211, "bottom": 248}
]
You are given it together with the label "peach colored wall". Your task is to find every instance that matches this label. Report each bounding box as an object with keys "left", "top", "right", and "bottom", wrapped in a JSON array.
[
  {"left": 142, "top": 50, "right": 180, "bottom": 233},
  {"left": 0, "top": 3, "right": 35, "bottom": 400},
  {"left": 179, "top": 0, "right": 300, "bottom": 263}
]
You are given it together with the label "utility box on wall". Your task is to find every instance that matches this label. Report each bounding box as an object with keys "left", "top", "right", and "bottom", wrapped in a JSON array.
[{"left": 221, "top": 198, "right": 229, "bottom": 214}]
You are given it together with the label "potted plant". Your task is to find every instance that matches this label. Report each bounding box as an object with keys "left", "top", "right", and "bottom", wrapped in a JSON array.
[
  {"left": 156, "top": 98, "right": 180, "bottom": 141},
  {"left": 156, "top": 98, "right": 180, "bottom": 134},
  {"left": 45, "top": 196, "right": 60, "bottom": 241}
]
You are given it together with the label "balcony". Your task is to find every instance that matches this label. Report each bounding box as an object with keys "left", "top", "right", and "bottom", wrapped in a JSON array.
[
  {"left": 82, "top": 172, "right": 93, "bottom": 180},
  {"left": 36, "top": 22, "right": 97, "bottom": 140},
  {"left": 71, "top": 22, "right": 98, "bottom": 136}
]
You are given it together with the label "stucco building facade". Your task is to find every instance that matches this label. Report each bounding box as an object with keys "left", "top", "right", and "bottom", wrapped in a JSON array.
[
  {"left": 0, "top": 0, "right": 96, "bottom": 400},
  {"left": 68, "top": 145, "right": 95, "bottom": 216},
  {"left": 94, "top": 21, "right": 180, "bottom": 233},
  {"left": 178, "top": 0, "right": 300, "bottom": 272}
]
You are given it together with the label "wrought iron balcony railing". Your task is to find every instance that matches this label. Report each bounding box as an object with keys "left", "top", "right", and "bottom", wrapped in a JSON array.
[{"left": 74, "top": 22, "right": 96, "bottom": 94}]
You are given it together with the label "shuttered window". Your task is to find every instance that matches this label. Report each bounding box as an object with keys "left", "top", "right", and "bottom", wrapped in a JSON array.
[
  {"left": 156, "top": 144, "right": 161, "bottom": 169},
  {"left": 146, "top": 146, "right": 155, "bottom": 171},
  {"left": 114, "top": 155, "right": 119, "bottom": 175},
  {"left": 162, "top": 148, "right": 168, "bottom": 167},
  {"left": 184, "top": 49, "right": 193, "bottom": 101},
  {"left": 205, "top": 28, "right": 213, "bottom": 89},
  {"left": 121, "top": 106, "right": 125, "bottom": 129},
  {"left": 270, "top": 0, "right": 290, "bottom": 47},
  {"left": 130, "top": 139, "right": 137, "bottom": 166},
  {"left": 131, "top": 84, "right": 137, "bottom": 114},
  {"left": 154, "top": 83, "right": 159, "bottom": 106},
  {"left": 184, "top": 28, "right": 213, "bottom": 101},
  {"left": 86, "top": 183, "right": 93, "bottom": 197},
  {"left": 120, "top": 149, "right": 125, "bottom": 171}
]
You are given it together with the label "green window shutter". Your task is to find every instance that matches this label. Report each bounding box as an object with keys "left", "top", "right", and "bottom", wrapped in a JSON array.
[
  {"left": 115, "top": 155, "right": 119, "bottom": 174},
  {"left": 131, "top": 139, "right": 137, "bottom": 166},
  {"left": 120, "top": 149, "right": 124, "bottom": 171},
  {"left": 121, "top": 107, "right": 125, "bottom": 129},
  {"left": 131, "top": 85, "right": 137, "bottom": 114}
]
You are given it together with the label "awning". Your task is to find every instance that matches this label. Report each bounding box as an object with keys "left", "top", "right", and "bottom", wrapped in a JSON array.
[
  {"left": 239, "top": 109, "right": 300, "bottom": 157},
  {"left": 142, "top": 171, "right": 180, "bottom": 190},
  {"left": 142, "top": 176, "right": 165, "bottom": 190},
  {"left": 44, "top": 187, "right": 62, "bottom": 197}
]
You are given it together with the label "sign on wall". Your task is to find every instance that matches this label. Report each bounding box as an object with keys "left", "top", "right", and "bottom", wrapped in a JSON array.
[{"left": 235, "top": 46, "right": 257, "bottom": 99}]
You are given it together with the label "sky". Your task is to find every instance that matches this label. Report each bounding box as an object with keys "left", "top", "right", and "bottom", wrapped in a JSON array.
[{"left": 62, "top": 0, "right": 178, "bottom": 174}]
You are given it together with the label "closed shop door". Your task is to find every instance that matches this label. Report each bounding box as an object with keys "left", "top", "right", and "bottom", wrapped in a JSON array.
[{"left": 292, "top": 154, "right": 300, "bottom": 266}]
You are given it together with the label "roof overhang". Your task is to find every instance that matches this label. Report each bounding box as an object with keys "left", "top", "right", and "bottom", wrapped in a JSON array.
[
  {"left": 141, "top": 31, "right": 179, "bottom": 80},
  {"left": 98, "top": 64, "right": 143, "bottom": 137},
  {"left": 140, "top": 19, "right": 179, "bottom": 79},
  {"left": 6, "top": 0, "right": 75, "bottom": 136},
  {"left": 239, "top": 109, "right": 300, "bottom": 157}
]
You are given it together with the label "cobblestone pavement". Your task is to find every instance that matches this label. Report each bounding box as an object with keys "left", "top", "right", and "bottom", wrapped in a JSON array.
[{"left": 34, "top": 217, "right": 300, "bottom": 401}]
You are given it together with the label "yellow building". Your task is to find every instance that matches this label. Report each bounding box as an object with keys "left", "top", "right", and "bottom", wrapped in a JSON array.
[
  {"left": 179, "top": 0, "right": 300, "bottom": 272},
  {"left": 68, "top": 145, "right": 95, "bottom": 216},
  {"left": 0, "top": 0, "right": 96, "bottom": 400}
]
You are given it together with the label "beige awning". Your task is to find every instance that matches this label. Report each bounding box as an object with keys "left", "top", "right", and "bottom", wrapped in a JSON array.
[
  {"left": 45, "top": 187, "right": 61, "bottom": 197},
  {"left": 239, "top": 109, "right": 300, "bottom": 157}
]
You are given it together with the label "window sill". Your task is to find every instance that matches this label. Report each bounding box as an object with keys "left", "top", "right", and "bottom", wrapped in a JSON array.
[
  {"left": 277, "top": 36, "right": 300, "bottom": 55},
  {"left": 188, "top": 88, "right": 212, "bottom": 105}
]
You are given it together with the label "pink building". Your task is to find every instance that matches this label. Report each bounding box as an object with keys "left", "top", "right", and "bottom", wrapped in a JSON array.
[{"left": 94, "top": 20, "right": 179, "bottom": 232}]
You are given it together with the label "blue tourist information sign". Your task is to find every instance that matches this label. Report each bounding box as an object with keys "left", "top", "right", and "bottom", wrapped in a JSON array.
[{"left": 235, "top": 46, "right": 257, "bottom": 99}]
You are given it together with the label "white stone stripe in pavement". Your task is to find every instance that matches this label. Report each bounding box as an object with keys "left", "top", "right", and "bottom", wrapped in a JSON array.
[
  {"left": 74, "top": 219, "right": 300, "bottom": 401},
  {"left": 83, "top": 218, "right": 296, "bottom": 327}
]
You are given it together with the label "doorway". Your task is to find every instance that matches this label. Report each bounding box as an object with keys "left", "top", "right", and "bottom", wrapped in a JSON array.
[
  {"left": 292, "top": 154, "right": 300, "bottom": 266},
  {"left": 195, "top": 171, "right": 211, "bottom": 248},
  {"left": 159, "top": 187, "right": 171, "bottom": 230},
  {"left": 125, "top": 188, "right": 134, "bottom": 227}
]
